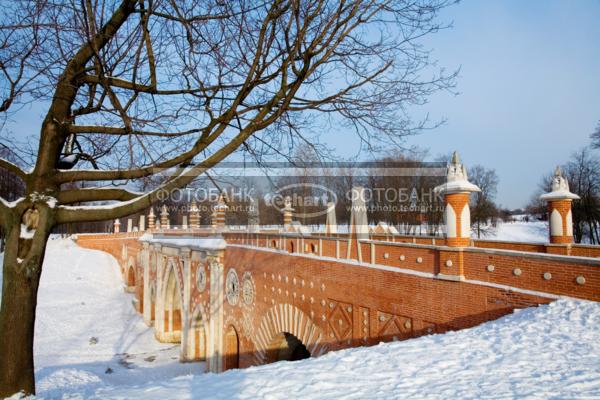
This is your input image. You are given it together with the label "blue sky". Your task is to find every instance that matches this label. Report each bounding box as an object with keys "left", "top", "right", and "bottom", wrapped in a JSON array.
[
  {"left": 4, "top": 1, "right": 599, "bottom": 209},
  {"left": 403, "top": 0, "right": 600, "bottom": 208},
  {"left": 314, "top": 0, "right": 600, "bottom": 209}
]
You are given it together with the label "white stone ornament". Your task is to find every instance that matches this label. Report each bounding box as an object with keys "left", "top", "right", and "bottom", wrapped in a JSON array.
[
  {"left": 196, "top": 265, "right": 207, "bottom": 292},
  {"left": 539, "top": 166, "right": 580, "bottom": 201},
  {"left": 543, "top": 272, "right": 552, "bottom": 280},
  {"left": 226, "top": 268, "right": 240, "bottom": 305},
  {"left": 242, "top": 273, "right": 255, "bottom": 305},
  {"left": 434, "top": 151, "right": 482, "bottom": 196}
]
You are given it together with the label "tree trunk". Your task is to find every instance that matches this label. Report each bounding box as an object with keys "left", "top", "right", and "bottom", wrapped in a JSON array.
[{"left": 0, "top": 219, "right": 50, "bottom": 397}]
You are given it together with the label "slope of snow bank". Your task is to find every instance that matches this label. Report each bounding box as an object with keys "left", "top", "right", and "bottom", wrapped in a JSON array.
[
  {"left": 30, "top": 239, "right": 202, "bottom": 398},
  {"left": 38, "top": 299, "right": 600, "bottom": 400}
]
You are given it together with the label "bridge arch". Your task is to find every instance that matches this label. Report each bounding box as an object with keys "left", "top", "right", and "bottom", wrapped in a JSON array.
[
  {"left": 126, "top": 265, "right": 136, "bottom": 287},
  {"left": 265, "top": 332, "right": 311, "bottom": 363},
  {"left": 161, "top": 259, "right": 184, "bottom": 342},
  {"left": 125, "top": 256, "right": 136, "bottom": 293},
  {"left": 224, "top": 325, "right": 240, "bottom": 370},
  {"left": 253, "top": 303, "right": 326, "bottom": 365}
]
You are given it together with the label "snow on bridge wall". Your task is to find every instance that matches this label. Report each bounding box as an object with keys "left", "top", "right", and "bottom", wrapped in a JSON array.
[{"left": 75, "top": 230, "right": 600, "bottom": 373}]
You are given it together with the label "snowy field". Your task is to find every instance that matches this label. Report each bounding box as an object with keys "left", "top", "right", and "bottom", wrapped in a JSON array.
[
  {"left": 0, "top": 228, "right": 597, "bottom": 399},
  {"left": 3, "top": 239, "right": 202, "bottom": 399},
  {"left": 479, "top": 220, "right": 548, "bottom": 243}
]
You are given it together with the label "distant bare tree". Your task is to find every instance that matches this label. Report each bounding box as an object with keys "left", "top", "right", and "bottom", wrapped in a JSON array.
[
  {"left": 469, "top": 165, "right": 498, "bottom": 238},
  {"left": 0, "top": 0, "right": 457, "bottom": 394},
  {"left": 562, "top": 149, "right": 600, "bottom": 244},
  {"left": 530, "top": 148, "right": 600, "bottom": 244},
  {"left": 590, "top": 120, "right": 600, "bottom": 148}
]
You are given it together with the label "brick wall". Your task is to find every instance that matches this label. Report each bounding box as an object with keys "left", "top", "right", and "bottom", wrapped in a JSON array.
[
  {"left": 223, "top": 245, "right": 551, "bottom": 368},
  {"left": 76, "top": 230, "right": 600, "bottom": 372}
]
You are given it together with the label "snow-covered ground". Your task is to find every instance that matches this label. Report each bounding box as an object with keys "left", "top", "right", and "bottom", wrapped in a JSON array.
[
  {"left": 480, "top": 220, "right": 548, "bottom": 243},
  {"left": 10, "top": 239, "right": 202, "bottom": 398},
  {"left": 64, "top": 299, "right": 600, "bottom": 400},
  {"left": 0, "top": 231, "right": 598, "bottom": 399}
]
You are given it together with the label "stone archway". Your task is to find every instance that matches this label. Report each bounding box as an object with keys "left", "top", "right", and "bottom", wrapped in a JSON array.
[
  {"left": 127, "top": 265, "right": 136, "bottom": 287},
  {"left": 162, "top": 265, "right": 183, "bottom": 342},
  {"left": 253, "top": 303, "right": 326, "bottom": 366},
  {"left": 125, "top": 256, "right": 136, "bottom": 293},
  {"left": 224, "top": 325, "right": 239, "bottom": 370}
]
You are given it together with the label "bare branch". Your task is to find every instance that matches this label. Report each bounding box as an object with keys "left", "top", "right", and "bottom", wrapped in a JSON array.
[
  {"left": 0, "top": 157, "right": 27, "bottom": 180},
  {"left": 56, "top": 187, "right": 141, "bottom": 204},
  {"left": 68, "top": 125, "right": 201, "bottom": 137}
]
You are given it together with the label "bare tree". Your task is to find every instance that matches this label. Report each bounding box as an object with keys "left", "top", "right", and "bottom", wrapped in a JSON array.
[
  {"left": 563, "top": 149, "right": 600, "bottom": 244},
  {"left": 0, "top": 0, "right": 456, "bottom": 394},
  {"left": 469, "top": 164, "right": 499, "bottom": 238},
  {"left": 590, "top": 120, "right": 600, "bottom": 148},
  {"left": 530, "top": 148, "right": 600, "bottom": 243}
]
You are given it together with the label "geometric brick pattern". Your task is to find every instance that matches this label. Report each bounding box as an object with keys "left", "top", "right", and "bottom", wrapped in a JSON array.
[
  {"left": 327, "top": 299, "right": 353, "bottom": 341},
  {"left": 376, "top": 311, "right": 412, "bottom": 341}
]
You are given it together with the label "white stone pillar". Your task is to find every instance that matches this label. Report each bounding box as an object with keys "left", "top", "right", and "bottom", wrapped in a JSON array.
[
  {"left": 139, "top": 215, "right": 146, "bottom": 232},
  {"left": 154, "top": 245, "right": 165, "bottom": 339},
  {"left": 325, "top": 201, "right": 337, "bottom": 235},
  {"left": 539, "top": 166, "right": 580, "bottom": 244},
  {"left": 282, "top": 196, "right": 294, "bottom": 231},
  {"left": 114, "top": 219, "right": 121, "bottom": 233},
  {"left": 148, "top": 208, "right": 156, "bottom": 230},
  {"left": 142, "top": 242, "right": 152, "bottom": 325},
  {"left": 207, "top": 254, "right": 225, "bottom": 373},
  {"left": 180, "top": 247, "right": 192, "bottom": 361},
  {"left": 189, "top": 200, "right": 200, "bottom": 229},
  {"left": 248, "top": 198, "right": 260, "bottom": 233},
  {"left": 213, "top": 192, "right": 228, "bottom": 233},
  {"left": 347, "top": 187, "right": 368, "bottom": 261},
  {"left": 160, "top": 205, "right": 170, "bottom": 229},
  {"left": 433, "top": 151, "right": 481, "bottom": 247},
  {"left": 127, "top": 218, "right": 133, "bottom": 233}
]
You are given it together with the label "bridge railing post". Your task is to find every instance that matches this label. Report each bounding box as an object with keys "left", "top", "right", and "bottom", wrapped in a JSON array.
[
  {"left": 539, "top": 166, "right": 580, "bottom": 246},
  {"left": 433, "top": 151, "right": 480, "bottom": 248},
  {"left": 433, "top": 152, "right": 480, "bottom": 281},
  {"left": 160, "top": 205, "right": 170, "bottom": 230},
  {"left": 148, "top": 208, "right": 156, "bottom": 230},
  {"left": 189, "top": 200, "right": 200, "bottom": 229}
]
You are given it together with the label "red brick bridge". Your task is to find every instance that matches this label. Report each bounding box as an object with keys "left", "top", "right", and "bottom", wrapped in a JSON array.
[{"left": 75, "top": 158, "right": 600, "bottom": 373}]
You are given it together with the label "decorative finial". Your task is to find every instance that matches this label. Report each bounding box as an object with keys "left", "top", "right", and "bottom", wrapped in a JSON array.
[
  {"left": 554, "top": 165, "right": 562, "bottom": 177},
  {"left": 434, "top": 150, "right": 480, "bottom": 194},
  {"left": 451, "top": 151, "right": 460, "bottom": 165},
  {"left": 540, "top": 165, "right": 579, "bottom": 201}
]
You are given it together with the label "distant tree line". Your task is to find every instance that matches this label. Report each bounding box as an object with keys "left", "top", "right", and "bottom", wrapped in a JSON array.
[{"left": 528, "top": 140, "right": 600, "bottom": 244}]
